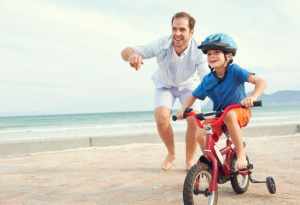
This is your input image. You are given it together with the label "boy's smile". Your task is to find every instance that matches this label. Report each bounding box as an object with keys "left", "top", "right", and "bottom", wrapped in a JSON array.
[
  {"left": 210, "top": 59, "right": 218, "bottom": 64},
  {"left": 207, "top": 50, "right": 226, "bottom": 70}
]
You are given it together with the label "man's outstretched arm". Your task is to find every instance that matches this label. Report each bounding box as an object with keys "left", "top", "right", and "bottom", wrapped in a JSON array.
[{"left": 121, "top": 47, "right": 144, "bottom": 71}]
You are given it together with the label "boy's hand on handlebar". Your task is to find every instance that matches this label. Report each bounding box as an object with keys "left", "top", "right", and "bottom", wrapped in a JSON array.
[
  {"left": 241, "top": 97, "right": 256, "bottom": 108},
  {"left": 176, "top": 109, "right": 185, "bottom": 120}
]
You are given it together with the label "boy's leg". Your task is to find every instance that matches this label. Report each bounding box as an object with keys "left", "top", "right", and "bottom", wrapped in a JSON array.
[{"left": 223, "top": 111, "right": 247, "bottom": 171}]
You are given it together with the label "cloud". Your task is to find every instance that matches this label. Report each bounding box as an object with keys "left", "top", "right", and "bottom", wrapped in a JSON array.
[{"left": 0, "top": 0, "right": 299, "bottom": 115}]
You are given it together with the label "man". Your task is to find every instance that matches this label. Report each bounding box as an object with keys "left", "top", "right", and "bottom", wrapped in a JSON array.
[{"left": 121, "top": 12, "right": 208, "bottom": 170}]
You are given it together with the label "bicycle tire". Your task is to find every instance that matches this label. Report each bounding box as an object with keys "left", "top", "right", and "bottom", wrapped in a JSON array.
[
  {"left": 266, "top": 177, "right": 276, "bottom": 194},
  {"left": 183, "top": 163, "right": 218, "bottom": 205},
  {"left": 230, "top": 156, "right": 250, "bottom": 194}
]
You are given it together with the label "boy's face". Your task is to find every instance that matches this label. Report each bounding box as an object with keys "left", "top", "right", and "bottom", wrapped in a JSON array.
[
  {"left": 172, "top": 17, "right": 194, "bottom": 49},
  {"left": 207, "top": 49, "right": 232, "bottom": 69}
]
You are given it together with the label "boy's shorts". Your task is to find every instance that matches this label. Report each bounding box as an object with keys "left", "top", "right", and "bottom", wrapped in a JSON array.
[{"left": 203, "top": 108, "right": 251, "bottom": 142}]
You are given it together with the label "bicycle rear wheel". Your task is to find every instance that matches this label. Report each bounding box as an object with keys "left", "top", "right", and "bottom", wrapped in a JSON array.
[{"left": 183, "top": 163, "right": 218, "bottom": 205}]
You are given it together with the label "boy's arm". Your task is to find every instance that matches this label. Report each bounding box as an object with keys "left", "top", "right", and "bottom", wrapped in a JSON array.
[
  {"left": 176, "top": 94, "right": 197, "bottom": 119},
  {"left": 241, "top": 74, "right": 267, "bottom": 107}
]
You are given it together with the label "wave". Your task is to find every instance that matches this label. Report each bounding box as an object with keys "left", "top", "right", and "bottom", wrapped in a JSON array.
[
  {"left": 1, "top": 115, "right": 298, "bottom": 135},
  {"left": 0, "top": 122, "right": 163, "bottom": 134}
]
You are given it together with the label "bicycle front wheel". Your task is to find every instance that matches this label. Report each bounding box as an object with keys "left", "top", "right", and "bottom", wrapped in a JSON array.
[{"left": 183, "top": 163, "right": 218, "bottom": 205}]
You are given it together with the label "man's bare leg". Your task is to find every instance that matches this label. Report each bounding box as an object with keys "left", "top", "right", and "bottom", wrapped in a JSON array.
[
  {"left": 155, "top": 106, "right": 175, "bottom": 170},
  {"left": 196, "top": 128, "right": 206, "bottom": 153},
  {"left": 185, "top": 117, "right": 199, "bottom": 170}
]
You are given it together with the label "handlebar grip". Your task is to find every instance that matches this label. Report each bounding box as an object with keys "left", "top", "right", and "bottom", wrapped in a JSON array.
[
  {"left": 172, "top": 115, "right": 177, "bottom": 121},
  {"left": 253, "top": 100, "right": 262, "bottom": 107}
]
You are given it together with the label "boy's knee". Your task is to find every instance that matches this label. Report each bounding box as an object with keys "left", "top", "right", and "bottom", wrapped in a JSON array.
[{"left": 224, "top": 111, "right": 237, "bottom": 124}]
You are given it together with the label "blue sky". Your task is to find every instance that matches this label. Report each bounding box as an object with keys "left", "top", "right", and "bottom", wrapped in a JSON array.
[{"left": 0, "top": 0, "right": 299, "bottom": 116}]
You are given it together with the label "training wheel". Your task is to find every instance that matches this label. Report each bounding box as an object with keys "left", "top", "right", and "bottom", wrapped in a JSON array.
[{"left": 266, "top": 177, "right": 276, "bottom": 194}]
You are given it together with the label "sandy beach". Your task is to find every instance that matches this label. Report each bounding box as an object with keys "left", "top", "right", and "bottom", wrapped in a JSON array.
[{"left": 0, "top": 124, "right": 299, "bottom": 204}]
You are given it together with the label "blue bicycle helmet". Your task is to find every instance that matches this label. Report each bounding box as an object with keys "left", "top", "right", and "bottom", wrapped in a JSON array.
[{"left": 198, "top": 33, "right": 237, "bottom": 56}]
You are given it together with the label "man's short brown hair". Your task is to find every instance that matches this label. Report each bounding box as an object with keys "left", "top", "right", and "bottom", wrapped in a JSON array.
[{"left": 171, "top": 12, "right": 196, "bottom": 31}]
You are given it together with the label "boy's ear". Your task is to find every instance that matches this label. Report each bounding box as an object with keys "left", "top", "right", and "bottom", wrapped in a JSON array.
[{"left": 227, "top": 53, "right": 233, "bottom": 60}]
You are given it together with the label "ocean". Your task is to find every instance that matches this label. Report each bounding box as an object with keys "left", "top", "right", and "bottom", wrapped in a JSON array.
[{"left": 0, "top": 105, "right": 299, "bottom": 142}]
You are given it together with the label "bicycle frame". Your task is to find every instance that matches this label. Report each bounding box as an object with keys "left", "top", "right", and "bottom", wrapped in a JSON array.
[{"left": 186, "top": 104, "right": 243, "bottom": 194}]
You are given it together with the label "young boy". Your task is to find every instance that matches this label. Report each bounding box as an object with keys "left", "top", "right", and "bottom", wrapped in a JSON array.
[{"left": 176, "top": 33, "right": 267, "bottom": 171}]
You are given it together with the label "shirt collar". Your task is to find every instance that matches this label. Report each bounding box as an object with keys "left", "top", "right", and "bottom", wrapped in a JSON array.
[{"left": 162, "top": 36, "right": 173, "bottom": 50}]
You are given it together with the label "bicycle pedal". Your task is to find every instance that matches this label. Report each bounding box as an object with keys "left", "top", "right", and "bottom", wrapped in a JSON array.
[{"left": 230, "top": 170, "right": 239, "bottom": 176}]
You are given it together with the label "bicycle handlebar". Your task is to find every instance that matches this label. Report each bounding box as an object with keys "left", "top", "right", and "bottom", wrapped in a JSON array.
[
  {"left": 172, "top": 100, "right": 262, "bottom": 128},
  {"left": 172, "top": 115, "right": 178, "bottom": 121},
  {"left": 252, "top": 100, "right": 262, "bottom": 107}
]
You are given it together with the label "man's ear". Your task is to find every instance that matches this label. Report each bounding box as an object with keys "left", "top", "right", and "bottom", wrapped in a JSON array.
[{"left": 190, "top": 29, "right": 194, "bottom": 36}]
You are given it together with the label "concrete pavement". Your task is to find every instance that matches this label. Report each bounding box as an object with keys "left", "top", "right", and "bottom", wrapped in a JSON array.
[{"left": 0, "top": 133, "right": 300, "bottom": 204}]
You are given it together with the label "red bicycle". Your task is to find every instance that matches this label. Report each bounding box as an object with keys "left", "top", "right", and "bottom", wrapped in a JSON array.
[{"left": 173, "top": 101, "right": 276, "bottom": 205}]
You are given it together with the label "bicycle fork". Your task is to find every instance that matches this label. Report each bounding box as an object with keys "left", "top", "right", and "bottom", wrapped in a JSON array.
[
  {"left": 197, "top": 124, "right": 233, "bottom": 196},
  {"left": 198, "top": 125, "right": 220, "bottom": 196}
]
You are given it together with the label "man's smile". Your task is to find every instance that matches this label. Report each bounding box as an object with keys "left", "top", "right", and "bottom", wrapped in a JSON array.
[{"left": 174, "top": 37, "right": 183, "bottom": 42}]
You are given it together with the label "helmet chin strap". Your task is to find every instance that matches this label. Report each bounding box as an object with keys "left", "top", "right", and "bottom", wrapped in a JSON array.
[{"left": 218, "top": 58, "right": 233, "bottom": 84}]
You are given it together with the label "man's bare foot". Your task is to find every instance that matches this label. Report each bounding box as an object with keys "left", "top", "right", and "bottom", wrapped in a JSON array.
[
  {"left": 186, "top": 160, "right": 194, "bottom": 171},
  {"left": 234, "top": 154, "right": 247, "bottom": 171},
  {"left": 161, "top": 153, "right": 176, "bottom": 170}
]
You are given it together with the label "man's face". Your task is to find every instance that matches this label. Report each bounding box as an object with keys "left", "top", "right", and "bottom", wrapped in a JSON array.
[{"left": 172, "top": 17, "right": 194, "bottom": 48}]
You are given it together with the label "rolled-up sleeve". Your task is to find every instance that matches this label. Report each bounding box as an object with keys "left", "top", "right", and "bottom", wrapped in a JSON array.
[{"left": 133, "top": 38, "right": 162, "bottom": 59}]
